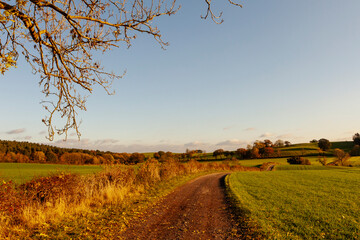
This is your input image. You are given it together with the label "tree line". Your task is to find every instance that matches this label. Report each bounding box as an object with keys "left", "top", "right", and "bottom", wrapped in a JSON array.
[
  {"left": 212, "top": 139, "right": 291, "bottom": 160},
  {"left": 0, "top": 140, "right": 146, "bottom": 165},
  {"left": 2, "top": 133, "right": 360, "bottom": 165}
]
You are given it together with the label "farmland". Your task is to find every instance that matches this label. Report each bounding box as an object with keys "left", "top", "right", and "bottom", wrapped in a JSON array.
[
  {"left": 227, "top": 168, "right": 360, "bottom": 239},
  {"left": 1, "top": 138, "right": 360, "bottom": 239},
  {"left": 0, "top": 163, "right": 103, "bottom": 184}
]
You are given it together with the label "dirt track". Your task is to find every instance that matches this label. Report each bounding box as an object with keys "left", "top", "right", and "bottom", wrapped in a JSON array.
[{"left": 119, "top": 173, "right": 247, "bottom": 240}]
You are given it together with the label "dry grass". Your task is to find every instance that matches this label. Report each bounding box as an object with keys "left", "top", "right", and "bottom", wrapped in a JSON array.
[{"left": 0, "top": 159, "right": 259, "bottom": 238}]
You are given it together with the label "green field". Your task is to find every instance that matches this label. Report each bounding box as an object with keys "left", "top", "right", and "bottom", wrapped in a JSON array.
[
  {"left": 0, "top": 163, "right": 104, "bottom": 184},
  {"left": 228, "top": 168, "right": 360, "bottom": 239},
  {"left": 237, "top": 157, "right": 324, "bottom": 167},
  {"left": 237, "top": 156, "right": 360, "bottom": 168}
]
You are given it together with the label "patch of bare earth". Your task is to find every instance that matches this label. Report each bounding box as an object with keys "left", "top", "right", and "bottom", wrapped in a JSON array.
[{"left": 118, "top": 173, "right": 259, "bottom": 240}]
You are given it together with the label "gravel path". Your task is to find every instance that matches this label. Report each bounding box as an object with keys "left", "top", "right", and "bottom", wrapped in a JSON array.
[{"left": 118, "top": 173, "right": 245, "bottom": 240}]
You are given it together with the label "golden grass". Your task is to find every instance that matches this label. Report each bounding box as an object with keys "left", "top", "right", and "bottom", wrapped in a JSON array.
[{"left": 0, "top": 159, "right": 259, "bottom": 238}]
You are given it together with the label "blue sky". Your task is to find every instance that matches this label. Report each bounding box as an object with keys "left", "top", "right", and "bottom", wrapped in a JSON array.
[{"left": 1, "top": 0, "right": 360, "bottom": 152}]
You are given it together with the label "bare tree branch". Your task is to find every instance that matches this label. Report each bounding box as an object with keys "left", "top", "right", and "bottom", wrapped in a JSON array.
[{"left": 0, "top": 0, "right": 242, "bottom": 141}]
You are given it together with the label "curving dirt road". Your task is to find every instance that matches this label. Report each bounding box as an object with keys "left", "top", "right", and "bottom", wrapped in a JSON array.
[{"left": 118, "top": 173, "right": 252, "bottom": 240}]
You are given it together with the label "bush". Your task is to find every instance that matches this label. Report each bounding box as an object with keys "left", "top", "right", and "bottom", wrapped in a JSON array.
[
  {"left": 317, "top": 156, "right": 327, "bottom": 166},
  {"left": 332, "top": 148, "right": 350, "bottom": 166},
  {"left": 287, "top": 156, "right": 311, "bottom": 165},
  {"left": 21, "top": 173, "right": 80, "bottom": 203},
  {"left": 0, "top": 180, "right": 24, "bottom": 223}
]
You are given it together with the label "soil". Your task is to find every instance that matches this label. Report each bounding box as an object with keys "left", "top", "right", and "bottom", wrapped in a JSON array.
[{"left": 118, "top": 173, "right": 254, "bottom": 240}]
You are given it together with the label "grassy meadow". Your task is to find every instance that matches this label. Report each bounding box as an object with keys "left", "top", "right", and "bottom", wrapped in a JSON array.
[
  {"left": 0, "top": 163, "right": 104, "bottom": 184},
  {"left": 227, "top": 168, "right": 360, "bottom": 239}
]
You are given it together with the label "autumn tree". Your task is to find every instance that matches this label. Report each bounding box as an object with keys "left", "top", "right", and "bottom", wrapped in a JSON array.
[
  {"left": 235, "top": 148, "right": 246, "bottom": 159},
  {"left": 0, "top": 0, "right": 242, "bottom": 140},
  {"left": 333, "top": 148, "right": 350, "bottom": 166},
  {"left": 263, "top": 147, "right": 274, "bottom": 158},
  {"left": 273, "top": 140, "right": 284, "bottom": 147},
  {"left": 45, "top": 150, "right": 58, "bottom": 163},
  {"left": 253, "top": 140, "right": 265, "bottom": 149},
  {"left": 102, "top": 153, "right": 115, "bottom": 164},
  {"left": 33, "top": 151, "right": 46, "bottom": 163},
  {"left": 129, "top": 152, "right": 145, "bottom": 164},
  {"left": 250, "top": 147, "right": 260, "bottom": 159},
  {"left": 263, "top": 139, "right": 273, "bottom": 147}
]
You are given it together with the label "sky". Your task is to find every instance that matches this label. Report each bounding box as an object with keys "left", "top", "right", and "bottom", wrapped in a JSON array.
[{"left": 1, "top": 0, "right": 360, "bottom": 153}]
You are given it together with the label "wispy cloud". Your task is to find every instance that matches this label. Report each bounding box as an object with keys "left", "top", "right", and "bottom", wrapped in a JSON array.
[
  {"left": 6, "top": 128, "right": 26, "bottom": 134},
  {"left": 38, "top": 131, "right": 46, "bottom": 135},
  {"left": 334, "top": 137, "right": 350, "bottom": 141},
  {"left": 23, "top": 136, "right": 32, "bottom": 140},
  {"left": 259, "top": 132, "right": 273, "bottom": 138},
  {"left": 184, "top": 141, "right": 210, "bottom": 149},
  {"left": 216, "top": 139, "right": 248, "bottom": 148},
  {"left": 244, "top": 127, "right": 256, "bottom": 131},
  {"left": 223, "top": 125, "right": 235, "bottom": 131},
  {"left": 276, "top": 133, "right": 294, "bottom": 139},
  {"left": 51, "top": 138, "right": 250, "bottom": 153}
]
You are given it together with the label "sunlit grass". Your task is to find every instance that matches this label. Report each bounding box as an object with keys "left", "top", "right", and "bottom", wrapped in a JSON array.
[
  {"left": 0, "top": 163, "right": 103, "bottom": 184},
  {"left": 228, "top": 168, "right": 360, "bottom": 239}
]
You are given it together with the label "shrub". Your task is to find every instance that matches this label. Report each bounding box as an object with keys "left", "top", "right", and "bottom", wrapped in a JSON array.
[
  {"left": 332, "top": 148, "right": 350, "bottom": 166},
  {"left": 136, "top": 159, "right": 161, "bottom": 185},
  {"left": 287, "top": 156, "right": 311, "bottom": 165},
  {"left": 0, "top": 180, "right": 24, "bottom": 223},
  {"left": 317, "top": 156, "right": 327, "bottom": 166},
  {"left": 20, "top": 173, "right": 80, "bottom": 203}
]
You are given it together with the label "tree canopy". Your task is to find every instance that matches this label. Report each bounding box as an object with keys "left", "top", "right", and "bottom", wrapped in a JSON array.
[
  {"left": 0, "top": 0, "right": 242, "bottom": 140},
  {"left": 318, "top": 138, "right": 331, "bottom": 151}
]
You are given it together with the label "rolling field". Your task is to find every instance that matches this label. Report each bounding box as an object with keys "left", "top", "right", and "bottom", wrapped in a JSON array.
[
  {"left": 0, "top": 163, "right": 103, "bottom": 184},
  {"left": 238, "top": 156, "right": 360, "bottom": 168},
  {"left": 237, "top": 157, "right": 325, "bottom": 167},
  {"left": 228, "top": 168, "right": 360, "bottom": 239}
]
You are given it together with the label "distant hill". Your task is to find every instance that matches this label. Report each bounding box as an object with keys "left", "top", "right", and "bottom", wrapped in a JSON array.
[{"left": 278, "top": 141, "right": 354, "bottom": 157}]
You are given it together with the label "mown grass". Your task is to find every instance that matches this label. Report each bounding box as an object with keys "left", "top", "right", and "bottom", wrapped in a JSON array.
[
  {"left": 228, "top": 169, "right": 360, "bottom": 239},
  {"left": 238, "top": 156, "right": 360, "bottom": 168},
  {"left": 0, "top": 163, "right": 103, "bottom": 184},
  {"left": 237, "top": 157, "right": 324, "bottom": 167},
  {"left": 348, "top": 156, "right": 360, "bottom": 167},
  {"left": 275, "top": 165, "right": 331, "bottom": 171}
]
